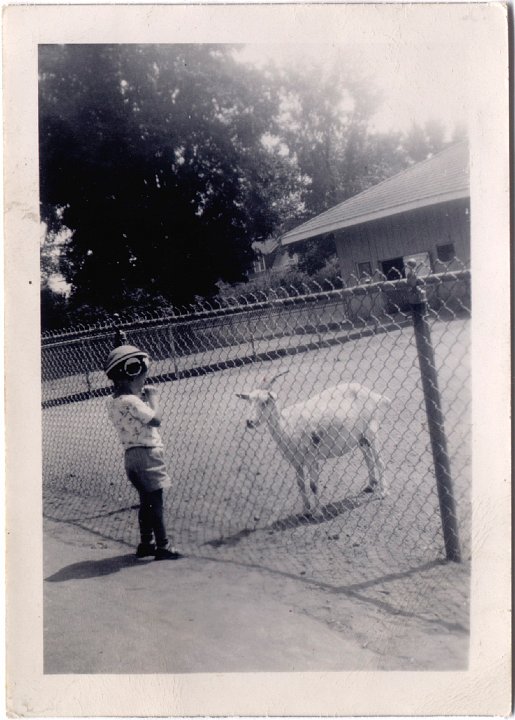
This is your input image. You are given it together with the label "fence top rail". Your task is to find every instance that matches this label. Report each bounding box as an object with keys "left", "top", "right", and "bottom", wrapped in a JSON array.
[{"left": 41, "top": 269, "right": 470, "bottom": 347}]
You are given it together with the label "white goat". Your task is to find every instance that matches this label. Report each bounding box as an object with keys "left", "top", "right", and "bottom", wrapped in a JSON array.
[{"left": 237, "top": 372, "right": 390, "bottom": 513}]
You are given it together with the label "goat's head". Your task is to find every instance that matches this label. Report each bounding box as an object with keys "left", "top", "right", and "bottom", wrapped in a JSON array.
[
  {"left": 236, "top": 389, "right": 278, "bottom": 428},
  {"left": 236, "top": 370, "right": 287, "bottom": 429}
]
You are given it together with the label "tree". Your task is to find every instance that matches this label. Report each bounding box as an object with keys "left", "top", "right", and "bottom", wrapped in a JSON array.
[
  {"left": 272, "top": 56, "right": 388, "bottom": 218},
  {"left": 271, "top": 59, "right": 452, "bottom": 278},
  {"left": 40, "top": 45, "right": 459, "bottom": 325},
  {"left": 401, "top": 119, "right": 447, "bottom": 164},
  {"left": 291, "top": 234, "right": 337, "bottom": 276},
  {"left": 270, "top": 57, "right": 406, "bottom": 276},
  {"left": 39, "top": 44, "right": 304, "bottom": 317}
]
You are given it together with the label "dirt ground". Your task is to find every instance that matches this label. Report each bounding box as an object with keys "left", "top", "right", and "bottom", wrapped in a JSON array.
[
  {"left": 43, "top": 318, "right": 471, "bottom": 673},
  {"left": 44, "top": 516, "right": 469, "bottom": 674}
]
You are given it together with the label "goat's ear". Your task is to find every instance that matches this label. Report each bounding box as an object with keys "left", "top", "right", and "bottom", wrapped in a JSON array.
[{"left": 236, "top": 393, "right": 250, "bottom": 400}]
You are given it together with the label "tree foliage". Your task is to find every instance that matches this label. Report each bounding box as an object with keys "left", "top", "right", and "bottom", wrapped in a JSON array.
[
  {"left": 272, "top": 57, "right": 412, "bottom": 218},
  {"left": 39, "top": 45, "right": 460, "bottom": 329},
  {"left": 39, "top": 44, "right": 304, "bottom": 321}
]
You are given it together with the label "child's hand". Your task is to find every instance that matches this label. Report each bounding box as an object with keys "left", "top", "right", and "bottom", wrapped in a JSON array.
[{"left": 143, "top": 386, "right": 157, "bottom": 398}]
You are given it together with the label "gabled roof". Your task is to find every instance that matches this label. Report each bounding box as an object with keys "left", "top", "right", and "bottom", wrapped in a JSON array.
[
  {"left": 281, "top": 141, "right": 469, "bottom": 246},
  {"left": 251, "top": 238, "right": 280, "bottom": 256}
]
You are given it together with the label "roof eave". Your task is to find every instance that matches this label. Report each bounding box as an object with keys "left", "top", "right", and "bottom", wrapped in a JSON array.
[{"left": 281, "top": 189, "right": 470, "bottom": 246}]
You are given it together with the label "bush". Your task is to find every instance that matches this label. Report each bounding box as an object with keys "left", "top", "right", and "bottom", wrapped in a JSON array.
[{"left": 216, "top": 254, "right": 343, "bottom": 301}]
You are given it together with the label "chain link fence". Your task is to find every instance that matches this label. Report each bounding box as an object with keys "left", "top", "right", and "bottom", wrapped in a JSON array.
[{"left": 42, "top": 265, "right": 471, "bottom": 635}]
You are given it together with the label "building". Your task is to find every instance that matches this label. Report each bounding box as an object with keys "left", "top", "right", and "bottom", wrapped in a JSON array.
[
  {"left": 250, "top": 238, "right": 298, "bottom": 278},
  {"left": 281, "top": 141, "right": 470, "bottom": 282}
]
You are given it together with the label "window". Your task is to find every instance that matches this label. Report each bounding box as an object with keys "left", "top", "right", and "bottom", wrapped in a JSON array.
[
  {"left": 357, "top": 261, "right": 372, "bottom": 280},
  {"left": 252, "top": 255, "right": 266, "bottom": 274},
  {"left": 381, "top": 257, "right": 405, "bottom": 280},
  {"left": 436, "top": 243, "right": 455, "bottom": 263}
]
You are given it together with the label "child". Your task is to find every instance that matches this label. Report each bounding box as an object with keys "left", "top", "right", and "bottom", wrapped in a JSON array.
[{"left": 105, "top": 344, "right": 182, "bottom": 561}]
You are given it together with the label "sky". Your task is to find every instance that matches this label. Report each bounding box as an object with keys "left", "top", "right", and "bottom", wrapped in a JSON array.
[{"left": 238, "top": 41, "right": 471, "bottom": 137}]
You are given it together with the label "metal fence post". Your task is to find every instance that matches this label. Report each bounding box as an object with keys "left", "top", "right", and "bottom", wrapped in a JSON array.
[
  {"left": 167, "top": 323, "right": 180, "bottom": 379},
  {"left": 112, "top": 315, "right": 128, "bottom": 347},
  {"left": 81, "top": 339, "right": 92, "bottom": 394},
  {"left": 248, "top": 316, "right": 257, "bottom": 360},
  {"left": 407, "top": 266, "right": 461, "bottom": 562}
]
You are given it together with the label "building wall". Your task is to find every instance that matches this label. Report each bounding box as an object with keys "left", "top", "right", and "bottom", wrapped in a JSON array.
[
  {"left": 249, "top": 249, "right": 298, "bottom": 279},
  {"left": 334, "top": 198, "right": 470, "bottom": 280}
]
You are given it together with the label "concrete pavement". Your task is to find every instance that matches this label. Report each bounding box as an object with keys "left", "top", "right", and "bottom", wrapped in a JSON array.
[{"left": 44, "top": 518, "right": 381, "bottom": 674}]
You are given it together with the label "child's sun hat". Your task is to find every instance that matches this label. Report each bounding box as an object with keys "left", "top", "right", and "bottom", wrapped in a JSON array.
[{"left": 105, "top": 345, "right": 150, "bottom": 379}]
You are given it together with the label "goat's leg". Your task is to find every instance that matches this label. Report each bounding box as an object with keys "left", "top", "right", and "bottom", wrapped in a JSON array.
[
  {"left": 360, "top": 436, "right": 387, "bottom": 496},
  {"left": 295, "top": 466, "right": 312, "bottom": 513},
  {"left": 305, "top": 454, "right": 321, "bottom": 509}
]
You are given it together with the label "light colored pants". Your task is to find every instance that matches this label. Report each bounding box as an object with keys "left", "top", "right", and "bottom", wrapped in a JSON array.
[{"left": 124, "top": 446, "right": 171, "bottom": 493}]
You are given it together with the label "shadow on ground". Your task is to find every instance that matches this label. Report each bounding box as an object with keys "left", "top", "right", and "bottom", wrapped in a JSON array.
[
  {"left": 45, "top": 553, "right": 144, "bottom": 581},
  {"left": 204, "top": 493, "right": 378, "bottom": 548}
]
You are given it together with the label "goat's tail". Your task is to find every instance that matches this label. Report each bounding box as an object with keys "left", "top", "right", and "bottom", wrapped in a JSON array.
[{"left": 366, "top": 388, "right": 392, "bottom": 410}]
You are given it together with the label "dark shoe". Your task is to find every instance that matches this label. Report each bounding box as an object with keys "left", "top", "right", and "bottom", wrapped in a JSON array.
[
  {"left": 136, "top": 543, "right": 156, "bottom": 558},
  {"left": 155, "top": 547, "right": 183, "bottom": 561}
]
